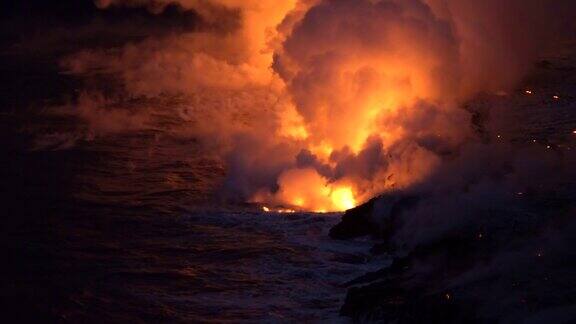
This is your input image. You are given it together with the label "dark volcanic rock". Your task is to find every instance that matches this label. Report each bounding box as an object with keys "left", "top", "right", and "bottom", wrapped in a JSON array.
[
  {"left": 334, "top": 196, "right": 576, "bottom": 323},
  {"left": 341, "top": 284, "right": 482, "bottom": 323},
  {"left": 329, "top": 196, "right": 379, "bottom": 240},
  {"left": 329, "top": 194, "right": 420, "bottom": 240}
]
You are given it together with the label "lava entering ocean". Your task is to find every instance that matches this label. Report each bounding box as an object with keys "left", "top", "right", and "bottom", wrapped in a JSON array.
[{"left": 66, "top": 0, "right": 576, "bottom": 212}]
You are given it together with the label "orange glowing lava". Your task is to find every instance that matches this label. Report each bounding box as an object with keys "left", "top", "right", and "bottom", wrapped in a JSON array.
[{"left": 253, "top": 168, "right": 359, "bottom": 212}]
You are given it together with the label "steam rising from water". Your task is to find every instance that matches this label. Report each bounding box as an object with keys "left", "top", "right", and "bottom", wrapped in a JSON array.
[{"left": 63, "top": 0, "right": 576, "bottom": 211}]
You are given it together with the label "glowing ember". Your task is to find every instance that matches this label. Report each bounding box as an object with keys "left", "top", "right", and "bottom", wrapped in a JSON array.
[
  {"left": 261, "top": 206, "right": 296, "bottom": 214},
  {"left": 525, "top": 90, "right": 533, "bottom": 95}
]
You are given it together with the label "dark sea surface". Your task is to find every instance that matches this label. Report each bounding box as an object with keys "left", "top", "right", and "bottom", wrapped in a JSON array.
[{"left": 0, "top": 111, "right": 393, "bottom": 322}]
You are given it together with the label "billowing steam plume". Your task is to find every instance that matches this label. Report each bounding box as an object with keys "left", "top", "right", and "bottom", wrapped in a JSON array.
[{"left": 64, "top": 0, "right": 576, "bottom": 211}]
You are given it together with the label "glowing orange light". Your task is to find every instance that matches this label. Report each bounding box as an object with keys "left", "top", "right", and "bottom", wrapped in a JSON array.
[
  {"left": 260, "top": 168, "right": 359, "bottom": 212},
  {"left": 293, "top": 197, "right": 305, "bottom": 207},
  {"left": 279, "top": 103, "right": 309, "bottom": 140},
  {"left": 330, "top": 187, "right": 356, "bottom": 211},
  {"left": 245, "top": 2, "right": 478, "bottom": 212},
  {"left": 261, "top": 206, "right": 296, "bottom": 214},
  {"left": 309, "top": 142, "right": 334, "bottom": 160}
]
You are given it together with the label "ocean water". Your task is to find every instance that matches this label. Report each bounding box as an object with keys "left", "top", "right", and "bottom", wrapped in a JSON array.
[{"left": 1, "top": 118, "right": 393, "bottom": 322}]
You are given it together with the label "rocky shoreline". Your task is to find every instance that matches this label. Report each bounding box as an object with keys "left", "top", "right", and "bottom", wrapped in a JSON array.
[{"left": 331, "top": 185, "right": 576, "bottom": 323}]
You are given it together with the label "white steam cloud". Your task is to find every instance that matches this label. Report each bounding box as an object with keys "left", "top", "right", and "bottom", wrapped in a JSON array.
[{"left": 62, "top": 0, "right": 576, "bottom": 211}]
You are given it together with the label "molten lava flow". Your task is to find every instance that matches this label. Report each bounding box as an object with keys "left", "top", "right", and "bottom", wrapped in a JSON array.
[
  {"left": 330, "top": 187, "right": 356, "bottom": 211},
  {"left": 253, "top": 168, "right": 358, "bottom": 212},
  {"left": 261, "top": 206, "right": 296, "bottom": 213}
]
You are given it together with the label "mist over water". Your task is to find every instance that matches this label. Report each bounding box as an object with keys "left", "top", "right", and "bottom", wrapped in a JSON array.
[{"left": 57, "top": 0, "right": 576, "bottom": 212}]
